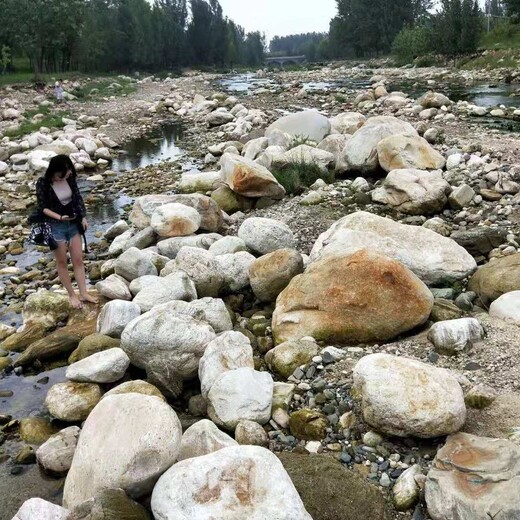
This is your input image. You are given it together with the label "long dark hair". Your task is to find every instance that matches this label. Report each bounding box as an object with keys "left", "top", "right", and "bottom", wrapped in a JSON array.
[{"left": 44, "top": 154, "right": 77, "bottom": 183}]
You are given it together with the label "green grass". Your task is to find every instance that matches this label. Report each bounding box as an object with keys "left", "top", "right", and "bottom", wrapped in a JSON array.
[
  {"left": 272, "top": 160, "right": 335, "bottom": 195},
  {"left": 460, "top": 49, "right": 520, "bottom": 69},
  {"left": 481, "top": 20, "right": 520, "bottom": 50},
  {"left": 5, "top": 111, "right": 68, "bottom": 138},
  {"left": 72, "top": 77, "right": 137, "bottom": 100}
]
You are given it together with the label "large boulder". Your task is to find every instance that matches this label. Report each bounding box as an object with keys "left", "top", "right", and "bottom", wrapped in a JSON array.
[
  {"left": 219, "top": 153, "right": 285, "bottom": 199},
  {"left": 468, "top": 253, "right": 520, "bottom": 306},
  {"left": 130, "top": 194, "right": 223, "bottom": 232},
  {"left": 177, "top": 419, "right": 238, "bottom": 461},
  {"left": 249, "top": 249, "right": 304, "bottom": 302},
  {"left": 376, "top": 134, "right": 446, "bottom": 172},
  {"left": 425, "top": 433, "right": 520, "bottom": 520},
  {"left": 272, "top": 250, "right": 433, "bottom": 345},
  {"left": 36, "top": 139, "right": 79, "bottom": 156},
  {"left": 316, "top": 134, "right": 352, "bottom": 172},
  {"left": 371, "top": 169, "right": 450, "bottom": 215},
  {"left": 238, "top": 217, "right": 296, "bottom": 255},
  {"left": 427, "top": 318, "right": 485, "bottom": 355},
  {"left": 266, "top": 110, "right": 331, "bottom": 142},
  {"left": 179, "top": 170, "right": 221, "bottom": 193},
  {"left": 120, "top": 305, "right": 216, "bottom": 396},
  {"left": 151, "top": 446, "right": 312, "bottom": 520},
  {"left": 150, "top": 203, "right": 201, "bottom": 238},
  {"left": 353, "top": 353, "right": 466, "bottom": 438},
  {"left": 157, "top": 233, "right": 222, "bottom": 259},
  {"left": 329, "top": 112, "right": 366, "bottom": 135},
  {"left": 344, "top": 116, "right": 417, "bottom": 172},
  {"left": 63, "top": 394, "right": 182, "bottom": 508},
  {"left": 214, "top": 251, "right": 256, "bottom": 292},
  {"left": 310, "top": 211, "right": 477, "bottom": 286},
  {"left": 207, "top": 368, "right": 273, "bottom": 430},
  {"left": 66, "top": 348, "right": 130, "bottom": 383},
  {"left": 199, "top": 331, "right": 254, "bottom": 398}
]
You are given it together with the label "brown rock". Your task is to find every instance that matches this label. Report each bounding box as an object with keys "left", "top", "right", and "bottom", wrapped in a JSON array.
[
  {"left": 272, "top": 250, "right": 433, "bottom": 345},
  {"left": 377, "top": 134, "right": 446, "bottom": 172},
  {"left": 2, "top": 322, "right": 48, "bottom": 353},
  {"left": 468, "top": 253, "right": 520, "bottom": 306},
  {"left": 14, "top": 319, "right": 97, "bottom": 367},
  {"left": 220, "top": 153, "right": 285, "bottom": 199},
  {"left": 249, "top": 249, "right": 304, "bottom": 302},
  {"left": 289, "top": 409, "right": 328, "bottom": 441},
  {"left": 19, "top": 418, "right": 59, "bottom": 445},
  {"left": 69, "top": 334, "right": 121, "bottom": 363}
]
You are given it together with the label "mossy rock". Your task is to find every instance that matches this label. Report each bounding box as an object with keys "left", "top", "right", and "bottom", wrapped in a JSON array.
[
  {"left": 102, "top": 380, "right": 166, "bottom": 401},
  {"left": 69, "top": 334, "right": 121, "bottom": 363},
  {"left": 69, "top": 488, "right": 151, "bottom": 520},
  {"left": 265, "top": 340, "right": 318, "bottom": 379},
  {"left": 278, "top": 453, "right": 393, "bottom": 520},
  {"left": 430, "top": 298, "right": 464, "bottom": 322},
  {"left": 19, "top": 417, "right": 59, "bottom": 445},
  {"left": 289, "top": 409, "right": 328, "bottom": 441},
  {"left": 0, "top": 356, "right": 12, "bottom": 371}
]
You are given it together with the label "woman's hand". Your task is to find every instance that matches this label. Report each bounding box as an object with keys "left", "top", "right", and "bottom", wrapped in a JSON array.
[
  {"left": 60, "top": 215, "right": 74, "bottom": 221},
  {"left": 82, "top": 217, "right": 89, "bottom": 231}
]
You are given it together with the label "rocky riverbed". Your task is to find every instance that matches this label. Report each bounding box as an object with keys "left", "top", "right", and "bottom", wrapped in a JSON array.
[{"left": 1, "top": 63, "right": 520, "bottom": 520}]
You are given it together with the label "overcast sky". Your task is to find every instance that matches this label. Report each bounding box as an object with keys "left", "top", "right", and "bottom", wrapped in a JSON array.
[{"left": 218, "top": 0, "right": 338, "bottom": 42}]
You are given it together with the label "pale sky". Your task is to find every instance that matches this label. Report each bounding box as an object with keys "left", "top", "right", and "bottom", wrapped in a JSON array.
[{"left": 218, "top": 0, "right": 338, "bottom": 42}]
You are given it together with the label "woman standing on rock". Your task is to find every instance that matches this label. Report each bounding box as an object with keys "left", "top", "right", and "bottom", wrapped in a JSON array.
[{"left": 35, "top": 154, "right": 97, "bottom": 309}]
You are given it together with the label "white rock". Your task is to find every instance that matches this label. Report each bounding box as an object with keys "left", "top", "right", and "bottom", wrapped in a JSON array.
[
  {"left": 208, "top": 236, "right": 248, "bottom": 256},
  {"left": 238, "top": 217, "right": 296, "bottom": 254},
  {"left": 273, "top": 144, "right": 335, "bottom": 173},
  {"left": 114, "top": 247, "right": 158, "bottom": 281},
  {"left": 489, "top": 291, "right": 520, "bottom": 325},
  {"left": 177, "top": 419, "right": 238, "bottom": 461},
  {"left": 214, "top": 251, "right": 256, "bottom": 292},
  {"left": 199, "top": 331, "right": 254, "bottom": 398},
  {"left": 344, "top": 115, "right": 417, "bottom": 172},
  {"left": 150, "top": 203, "right": 202, "bottom": 238},
  {"left": 120, "top": 306, "right": 216, "bottom": 395},
  {"left": 179, "top": 171, "right": 221, "bottom": 193},
  {"left": 63, "top": 394, "right": 182, "bottom": 508},
  {"left": 310, "top": 211, "right": 476, "bottom": 285},
  {"left": 151, "top": 446, "right": 312, "bottom": 520},
  {"left": 95, "top": 274, "right": 132, "bottom": 301},
  {"left": 11, "top": 498, "right": 69, "bottom": 520},
  {"left": 266, "top": 110, "right": 331, "bottom": 142},
  {"left": 36, "top": 426, "right": 80, "bottom": 476},
  {"left": 104, "top": 220, "right": 130, "bottom": 240},
  {"left": 207, "top": 368, "right": 273, "bottom": 430},
  {"left": 371, "top": 169, "right": 450, "bottom": 215},
  {"left": 96, "top": 300, "right": 141, "bottom": 338},
  {"left": 427, "top": 318, "right": 485, "bottom": 354},
  {"left": 45, "top": 382, "right": 102, "bottom": 422},
  {"left": 353, "top": 353, "right": 466, "bottom": 438},
  {"left": 235, "top": 420, "right": 269, "bottom": 446},
  {"left": 132, "top": 271, "right": 197, "bottom": 312},
  {"left": 393, "top": 464, "right": 422, "bottom": 511},
  {"left": 157, "top": 233, "right": 222, "bottom": 259},
  {"left": 66, "top": 348, "right": 130, "bottom": 383},
  {"left": 329, "top": 112, "right": 366, "bottom": 134}
]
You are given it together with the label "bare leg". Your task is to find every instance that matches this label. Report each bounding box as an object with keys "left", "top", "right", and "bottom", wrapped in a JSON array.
[
  {"left": 69, "top": 233, "right": 98, "bottom": 304},
  {"left": 53, "top": 241, "right": 82, "bottom": 309}
]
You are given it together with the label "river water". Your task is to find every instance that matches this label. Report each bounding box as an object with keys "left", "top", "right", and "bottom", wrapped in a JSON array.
[{"left": 219, "top": 73, "right": 520, "bottom": 108}]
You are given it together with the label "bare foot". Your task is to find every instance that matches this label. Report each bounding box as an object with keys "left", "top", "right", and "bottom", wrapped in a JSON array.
[
  {"left": 80, "top": 293, "right": 99, "bottom": 304},
  {"left": 70, "top": 294, "right": 83, "bottom": 309}
]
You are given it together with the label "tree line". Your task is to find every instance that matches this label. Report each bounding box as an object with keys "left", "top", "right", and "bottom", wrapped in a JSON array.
[
  {"left": 271, "top": 0, "right": 518, "bottom": 65},
  {"left": 0, "top": 0, "right": 266, "bottom": 75}
]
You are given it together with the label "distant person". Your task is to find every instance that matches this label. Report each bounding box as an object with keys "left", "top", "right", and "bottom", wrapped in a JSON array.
[
  {"left": 54, "top": 80, "right": 64, "bottom": 104},
  {"left": 35, "top": 155, "right": 97, "bottom": 309}
]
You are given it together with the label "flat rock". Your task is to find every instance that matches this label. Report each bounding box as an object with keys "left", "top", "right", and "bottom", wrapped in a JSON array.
[{"left": 66, "top": 348, "right": 130, "bottom": 383}]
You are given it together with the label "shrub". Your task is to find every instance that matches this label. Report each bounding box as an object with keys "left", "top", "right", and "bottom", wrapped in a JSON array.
[
  {"left": 272, "top": 160, "right": 335, "bottom": 195},
  {"left": 392, "top": 26, "right": 433, "bottom": 66}
]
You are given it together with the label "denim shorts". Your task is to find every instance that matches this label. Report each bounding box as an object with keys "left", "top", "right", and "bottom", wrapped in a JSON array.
[{"left": 50, "top": 220, "right": 79, "bottom": 243}]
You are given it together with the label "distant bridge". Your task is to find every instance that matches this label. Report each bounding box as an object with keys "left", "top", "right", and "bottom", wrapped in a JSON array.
[{"left": 265, "top": 55, "right": 307, "bottom": 67}]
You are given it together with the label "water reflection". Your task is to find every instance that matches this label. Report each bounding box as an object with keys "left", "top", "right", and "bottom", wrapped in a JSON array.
[{"left": 111, "top": 123, "right": 185, "bottom": 172}]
